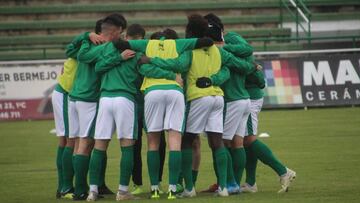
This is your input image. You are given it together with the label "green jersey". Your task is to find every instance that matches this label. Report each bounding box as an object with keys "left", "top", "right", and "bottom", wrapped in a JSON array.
[
  {"left": 224, "top": 32, "right": 265, "bottom": 100},
  {"left": 95, "top": 42, "right": 179, "bottom": 114},
  {"left": 246, "top": 70, "right": 266, "bottom": 100},
  {"left": 148, "top": 46, "right": 253, "bottom": 102},
  {"left": 66, "top": 33, "right": 102, "bottom": 102},
  {"left": 222, "top": 32, "right": 256, "bottom": 102}
]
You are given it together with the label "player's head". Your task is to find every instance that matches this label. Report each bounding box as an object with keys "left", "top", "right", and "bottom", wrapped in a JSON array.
[
  {"left": 125, "top": 24, "right": 145, "bottom": 40},
  {"left": 101, "top": 13, "right": 127, "bottom": 41},
  {"left": 163, "top": 28, "right": 179, "bottom": 39},
  {"left": 204, "top": 13, "right": 224, "bottom": 42},
  {"left": 150, "top": 31, "right": 165, "bottom": 39},
  {"left": 95, "top": 19, "right": 104, "bottom": 34},
  {"left": 185, "top": 14, "right": 208, "bottom": 38}
]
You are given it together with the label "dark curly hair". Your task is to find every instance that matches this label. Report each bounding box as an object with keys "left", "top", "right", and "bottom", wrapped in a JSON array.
[{"left": 185, "top": 14, "right": 208, "bottom": 38}]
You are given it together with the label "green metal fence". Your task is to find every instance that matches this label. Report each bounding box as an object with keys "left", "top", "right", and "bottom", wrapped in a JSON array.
[{"left": 280, "top": 0, "right": 312, "bottom": 43}]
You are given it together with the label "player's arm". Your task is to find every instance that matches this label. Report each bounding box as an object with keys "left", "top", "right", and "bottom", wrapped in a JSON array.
[
  {"left": 145, "top": 51, "right": 192, "bottom": 73},
  {"left": 65, "top": 32, "right": 90, "bottom": 58},
  {"left": 77, "top": 40, "right": 104, "bottom": 64},
  {"left": 196, "top": 66, "right": 230, "bottom": 88},
  {"left": 210, "top": 66, "right": 230, "bottom": 86},
  {"left": 223, "top": 32, "right": 253, "bottom": 58},
  {"left": 223, "top": 43, "right": 253, "bottom": 58},
  {"left": 220, "top": 48, "right": 255, "bottom": 75},
  {"left": 176, "top": 38, "right": 213, "bottom": 53},
  {"left": 246, "top": 69, "right": 266, "bottom": 89},
  {"left": 112, "top": 39, "right": 149, "bottom": 53},
  {"left": 139, "top": 64, "right": 177, "bottom": 80},
  {"left": 94, "top": 44, "right": 134, "bottom": 73}
]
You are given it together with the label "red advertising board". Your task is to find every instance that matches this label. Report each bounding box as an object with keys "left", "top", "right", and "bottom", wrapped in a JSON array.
[{"left": 0, "top": 60, "right": 63, "bottom": 121}]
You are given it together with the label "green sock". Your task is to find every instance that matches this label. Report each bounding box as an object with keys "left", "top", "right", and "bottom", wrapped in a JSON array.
[
  {"left": 226, "top": 148, "right": 236, "bottom": 185},
  {"left": 169, "top": 151, "right": 182, "bottom": 186},
  {"left": 178, "top": 172, "right": 184, "bottom": 185},
  {"left": 73, "top": 154, "right": 90, "bottom": 195},
  {"left": 62, "top": 146, "right": 74, "bottom": 192},
  {"left": 99, "top": 152, "right": 107, "bottom": 187},
  {"left": 192, "top": 170, "right": 198, "bottom": 185},
  {"left": 56, "top": 146, "right": 65, "bottom": 192},
  {"left": 120, "top": 146, "right": 134, "bottom": 187},
  {"left": 147, "top": 150, "right": 160, "bottom": 186},
  {"left": 251, "top": 140, "right": 287, "bottom": 176},
  {"left": 89, "top": 149, "right": 105, "bottom": 186},
  {"left": 231, "top": 147, "right": 246, "bottom": 185},
  {"left": 214, "top": 147, "right": 228, "bottom": 189},
  {"left": 245, "top": 146, "right": 257, "bottom": 186},
  {"left": 181, "top": 149, "right": 193, "bottom": 191}
]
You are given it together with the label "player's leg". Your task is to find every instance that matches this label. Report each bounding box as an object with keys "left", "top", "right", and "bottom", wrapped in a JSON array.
[
  {"left": 178, "top": 97, "right": 210, "bottom": 197},
  {"left": 72, "top": 101, "right": 98, "bottom": 200},
  {"left": 222, "top": 139, "right": 236, "bottom": 192},
  {"left": 158, "top": 131, "right": 166, "bottom": 193},
  {"left": 230, "top": 99, "right": 251, "bottom": 188},
  {"left": 56, "top": 137, "right": 66, "bottom": 198},
  {"left": 147, "top": 132, "right": 161, "bottom": 198},
  {"left": 113, "top": 96, "right": 138, "bottom": 200},
  {"left": 179, "top": 132, "right": 197, "bottom": 197},
  {"left": 98, "top": 151, "right": 114, "bottom": 195},
  {"left": 167, "top": 130, "right": 182, "bottom": 199},
  {"left": 87, "top": 97, "right": 113, "bottom": 201},
  {"left": 244, "top": 98, "right": 295, "bottom": 193},
  {"left": 206, "top": 96, "right": 228, "bottom": 197},
  {"left": 243, "top": 135, "right": 258, "bottom": 192},
  {"left": 87, "top": 140, "right": 110, "bottom": 201},
  {"left": 191, "top": 136, "right": 201, "bottom": 185},
  {"left": 131, "top": 113, "right": 143, "bottom": 195},
  {"left": 144, "top": 90, "right": 165, "bottom": 198},
  {"left": 51, "top": 88, "right": 67, "bottom": 198},
  {"left": 117, "top": 138, "right": 137, "bottom": 200},
  {"left": 164, "top": 90, "right": 185, "bottom": 199},
  {"left": 61, "top": 137, "right": 75, "bottom": 197}
]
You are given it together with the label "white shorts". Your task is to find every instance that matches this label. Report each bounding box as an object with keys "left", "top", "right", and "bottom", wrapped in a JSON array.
[
  {"left": 144, "top": 90, "right": 185, "bottom": 133},
  {"left": 245, "top": 98, "right": 264, "bottom": 136},
  {"left": 223, "top": 99, "right": 251, "bottom": 140},
  {"left": 186, "top": 96, "right": 224, "bottom": 134},
  {"left": 95, "top": 97, "right": 137, "bottom": 140},
  {"left": 68, "top": 100, "right": 98, "bottom": 138},
  {"left": 52, "top": 89, "right": 69, "bottom": 137}
]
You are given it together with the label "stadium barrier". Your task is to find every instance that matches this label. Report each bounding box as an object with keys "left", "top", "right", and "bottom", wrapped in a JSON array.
[{"left": 0, "top": 49, "right": 359, "bottom": 121}]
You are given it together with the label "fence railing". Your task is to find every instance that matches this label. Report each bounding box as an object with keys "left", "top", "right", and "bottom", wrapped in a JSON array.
[
  {"left": 248, "top": 35, "right": 360, "bottom": 51},
  {"left": 280, "top": 0, "right": 312, "bottom": 43}
]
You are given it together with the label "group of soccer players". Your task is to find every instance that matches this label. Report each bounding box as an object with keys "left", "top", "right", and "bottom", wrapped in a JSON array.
[{"left": 52, "top": 12, "right": 296, "bottom": 201}]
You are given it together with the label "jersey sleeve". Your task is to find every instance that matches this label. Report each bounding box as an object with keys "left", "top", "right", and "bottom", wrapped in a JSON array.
[
  {"left": 149, "top": 51, "right": 192, "bottom": 73},
  {"left": 139, "top": 64, "right": 177, "bottom": 80},
  {"left": 175, "top": 38, "right": 197, "bottom": 54},
  {"left": 94, "top": 44, "right": 133, "bottom": 73},
  {"left": 77, "top": 40, "right": 104, "bottom": 64},
  {"left": 223, "top": 43, "right": 253, "bottom": 58},
  {"left": 210, "top": 66, "right": 230, "bottom": 86},
  {"left": 128, "top": 39, "right": 149, "bottom": 53},
  {"left": 65, "top": 32, "right": 90, "bottom": 58},
  {"left": 220, "top": 48, "right": 255, "bottom": 75},
  {"left": 246, "top": 70, "right": 266, "bottom": 89}
]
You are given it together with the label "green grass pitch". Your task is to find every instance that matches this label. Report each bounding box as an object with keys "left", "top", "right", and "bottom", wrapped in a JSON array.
[{"left": 1, "top": 107, "right": 360, "bottom": 203}]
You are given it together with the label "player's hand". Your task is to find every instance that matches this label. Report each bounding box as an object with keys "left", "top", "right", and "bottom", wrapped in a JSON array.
[
  {"left": 175, "top": 74, "right": 183, "bottom": 87},
  {"left": 112, "top": 39, "right": 131, "bottom": 51},
  {"left": 89, "top": 32, "right": 106, "bottom": 45},
  {"left": 121, "top": 49, "right": 135, "bottom": 60},
  {"left": 196, "top": 77, "right": 212, "bottom": 88},
  {"left": 138, "top": 55, "right": 151, "bottom": 65},
  {"left": 254, "top": 62, "right": 263, "bottom": 71}
]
